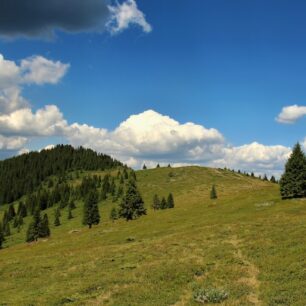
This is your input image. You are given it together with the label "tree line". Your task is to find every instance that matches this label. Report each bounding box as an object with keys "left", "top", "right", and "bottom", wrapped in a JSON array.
[{"left": 0, "top": 145, "right": 123, "bottom": 205}]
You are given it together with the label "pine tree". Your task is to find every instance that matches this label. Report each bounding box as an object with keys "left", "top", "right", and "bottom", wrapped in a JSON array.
[
  {"left": 26, "top": 208, "right": 41, "bottom": 242},
  {"left": 210, "top": 185, "right": 218, "bottom": 199},
  {"left": 160, "top": 197, "right": 167, "bottom": 209},
  {"left": 156, "top": 164, "right": 160, "bottom": 168},
  {"left": 7, "top": 204, "right": 16, "bottom": 222},
  {"left": 39, "top": 214, "right": 50, "bottom": 238},
  {"left": 110, "top": 207, "right": 118, "bottom": 222},
  {"left": 143, "top": 164, "right": 147, "bottom": 170},
  {"left": 69, "top": 200, "right": 76, "bottom": 210},
  {"left": 130, "top": 171, "right": 137, "bottom": 181},
  {"left": 83, "top": 190, "right": 100, "bottom": 228},
  {"left": 4, "top": 222, "right": 10, "bottom": 237},
  {"left": 68, "top": 207, "right": 73, "bottom": 220},
  {"left": 54, "top": 208, "right": 61, "bottom": 226},
  {"left": 0, "top": 222, "right": 5, "bottom": 249},
  {"left": 167, "top": 193, "right": 175, "bottom": 209},
  {"left": 152, "top": 194, "right": 161, "bottom": 210},
  {"left": 270, "top": 175, "right": 277, "bottom": 183},
  {"left": 280, "top": 143, "right": 306, "bottom": 199},
  {"left": 263, "top": 174, "right": 268, "bottom": 181},
  {"left": 13, "top": 216, "right": 19, "bottom": 228},
  {"left": 119, "top": 180, "right": 146, "bottom": 221}
]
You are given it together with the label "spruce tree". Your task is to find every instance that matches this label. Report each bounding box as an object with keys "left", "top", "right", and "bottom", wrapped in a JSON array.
[
  {"left": 110, "top": 207, "right": 118, "bottom": 222},
  {"left": 7, "top": 204, "right": 16, "bottom": 222},
  {"left": 68, "top": 207, "right": 73, "bottom": 220},
  {"left": 26, "top": 208, "right": 41, "bottom": 242},
  {"left": 4, "top": 222, "right": 10, "bottom": 237},
  {"left": 119, "top": 179, "right": 146, "bottom": 221},
  {"left": 143, "top": 164, "right": 147, "bottom": 170},
  {"left": 152, "top": 194, "right": 161, "bottom": 210},
  {"left": 39, "top": 214, "right": 50, "bottom": 238},
  {"left": 280, "top": 143, "right": 306, "bottom": 199},
  {"left": 270, "top": 176, "right": 277, "bottom": 183},
  {"left": 83, "top": 190, "right": 100, "bottom": 228},
  {"left": 160, "top": 197, "right": 167, "bottom": 209},
  {"left": 167, "top": 193, "right": 175, "bottom": 209},
  {"left": 156, "top": 164, "right": 160, "bottom": 168},
  {"left": 210, "top": 185, "right": 218, "bottom": 199},
  {"left": 54, "top": 208, "right": 61, "bottom": 226}
]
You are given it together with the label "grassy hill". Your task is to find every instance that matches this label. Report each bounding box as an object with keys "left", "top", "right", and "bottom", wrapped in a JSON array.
[{"left": 0, "top": 166, "right": 305, "bottom": 305}]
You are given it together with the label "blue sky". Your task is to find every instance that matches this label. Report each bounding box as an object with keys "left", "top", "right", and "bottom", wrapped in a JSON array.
[{"left": 0, "top": 0, "right": 305, "bottom": 174}]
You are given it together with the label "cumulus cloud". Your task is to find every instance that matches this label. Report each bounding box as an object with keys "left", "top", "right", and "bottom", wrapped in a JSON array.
[
  {"left": 0, "top": 0, "right": 110, "bottom": 38},
  {"left": 0, "top": 105, "right": 68, "bottom": 136},
  {"left": 276, "top": 105, "right": 306, "bottom": 124},
  {"left": 0, "top": 135, "right": 27, "bottom": 151},
  {"left": 107, "top": 0, "right": 152, "bottom": 34},
  {"left": 0, "top": 53, "right": 69, "bottom": 113}
]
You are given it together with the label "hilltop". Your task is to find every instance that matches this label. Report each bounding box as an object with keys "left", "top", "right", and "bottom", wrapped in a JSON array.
[{"left": 0, "top": 164, "right": 305, "bottom": 305}]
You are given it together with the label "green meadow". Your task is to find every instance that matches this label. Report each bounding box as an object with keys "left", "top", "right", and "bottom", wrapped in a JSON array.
[{"left": 0, "top": 166, "right": 305, "bottom": 305}]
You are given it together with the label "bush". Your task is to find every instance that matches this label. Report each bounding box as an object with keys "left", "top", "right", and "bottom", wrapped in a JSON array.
[{"left": 193, "top": 288, "right": 228, "bottom": 304}]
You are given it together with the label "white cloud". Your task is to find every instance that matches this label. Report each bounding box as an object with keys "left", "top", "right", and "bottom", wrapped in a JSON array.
[
  {"left": 20, "top": 56, "right": 70, "bottom": 85},
  {"left": 276, "top": 104, "right": 306, "bottom": 124},
  {"left": 0, "top": 135, "right": 27, "bottom": 150},
  {"left": 0, "top": 105, "right": 67, "bottom": 136},
  {"left": 107, "top": 0, "right": 152, "bottom": 34},
  {"left": 0, "top": 53, "right": 69, "bottom": 113},
  {"left": 211, "top": 142, "right": 291, "bottom": 173}
]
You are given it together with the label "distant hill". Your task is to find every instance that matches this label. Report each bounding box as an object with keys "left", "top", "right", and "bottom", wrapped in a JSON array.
[{"left": 0, "top": 145, "right": 123, "bottom": 205}]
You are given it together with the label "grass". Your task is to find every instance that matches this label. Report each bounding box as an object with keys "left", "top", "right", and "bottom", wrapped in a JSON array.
[{"left": 0, "top": 166, "right": 305, "bottom": 305}]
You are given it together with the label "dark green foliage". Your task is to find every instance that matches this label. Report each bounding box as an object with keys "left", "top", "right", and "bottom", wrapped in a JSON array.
[
  {"left": 13, "top": 216, "right": 19, "bottom": 228},
  {"left": 210, "top": 185, "right": 218, "bottom": 199},
  {"left": 0, "top": 222, "right": 4, "bottom": 249},
  {"left": 26, "top": 209, "right": 41, "bottom": 242},
  {"left": 251, "top": 172, "right": 255, "bottom": 177},
  {"left": 69, "top": 200, "right": 76, "bottom": 210},
  {"left": 167, "top": 164, "right": 171, "bottom": 168},
  {"left": 7, "top": 204, "right": 16, "bottom": 221},
  {"left": 130, "top": 170, "right": 137, "bottom": 181},
  {"left": 54, "top": 208, "right": 61, "bottom": 226},
  {"left": 280, "top": 143, "right": 306, "bottom": 199},
  {"left": 156, "top": 164, "right": 160, "bottom": 168},
  {"left": 0, "top": 145, "right": 122, "bottom": 205},
  {"left": 39, "top": 214, "right": 50, "bottom": 238},
  {"left": 119, "top": 180, "right": 146, "bottom": 221},
  {"left": 270, "top": 176, "right": 277, "bottom": 183},
  {"left": 110, "top": 207, "right": 118, "bottom": 222},
  {"left": 4, "top": 222, "right": 10, "bottom": 236},
  {"left": 2, "top": 210, "right": 8, "bottom": 227},
  {"left": 83, "top": 190, "right": 100, "bottom": 228},
  {"left": 160, "top": 197, "right": 167, "bottom": 210},
  {"left": 167, "top": 193, "right": 175, "bottom": 208},
  {"left": 263, "top": 174, "right": 268, "bottom": 181},
  {"left": 142, "top": 164, "right": 147, "bottom": 170},
  {"left": 68, "top": 207, "right": 73, "bottom": 220},
  {"left": 123, "top": 168, "right": 129, "bottom": 180},
  {"left": 17, "top": 201, "right": 27, "bottom": 218},
  {"left": 152, "top": 194, "right": 161, "bottom": 210}
]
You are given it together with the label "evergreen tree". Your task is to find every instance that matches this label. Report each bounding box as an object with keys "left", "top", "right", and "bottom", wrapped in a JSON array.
[
  {"left": 110, "top": 207, "right": 119, "bottom": 222},
  {"left": 119, "top": 180, "right": 146, "bottom": 221},
  {"left": 13, "top": 216, "right": 19, "bottom": 228},
  {"left": 54, "top": 208, "right": 61, "bottom": 226},
  {"left": 210, "top": 185, "right": 218, "bottom": 199},
  {"left": 4, "top": 222, "right": 10, "bottom": 237},
  {"left": 39, "top": 214, "right": 50, "bottom": 238},
  {"left": 83, "top": 190, "right": 100, "bottom": 228},
  {"left": 152, "top": 194, "right": 161, "bottom": 210},
  {"left": 68, "top": 207, "right": 73, "bottom": 220},
  {"left": 263, "top": 174, "right": 268, "bottom": 181},
  {"left": 167, "top": 164, "right": 171, "bottom": 168},
  {"left": 270, "top": 175, "right": 277, "bottom": 183},
  {"left": 26, "top": 208, "right": 41, "bottom": 242},
  {"left": 167, "top": 193, "right": 175, "bottom": 209},
  {"left": 0, "top": 222, "right": 4, "bottom": 249},
  {"left": 123, "top": 168, "right": 129, "bottom": 180},
  {"left": 69, "top": 200, "right": 76, "bottom": 210},
  {"left": 143, "top": 164, "right": 147, "bottom": 170},
  {"left": 156, "top": 164, "right": 160, "bottom": 168},
  {"left": 17, "top": 201, "right": 27, "bottom": 218},
  {"left": 130, "top": 170, "right": 137, "bottom": 181},
  {"left": 7, "top": 204, "right": 16, "bottom": 221},
  {"left": 160, "top": 197, "right": 167, "bottom": 209},
  {"left": 280, "top": 143, "right": 306, "bottom": 199}
]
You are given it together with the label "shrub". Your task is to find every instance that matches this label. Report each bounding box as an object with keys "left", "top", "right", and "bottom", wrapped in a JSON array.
[{"left": 193, "top": 288, "right": 228, "bottom": 304}]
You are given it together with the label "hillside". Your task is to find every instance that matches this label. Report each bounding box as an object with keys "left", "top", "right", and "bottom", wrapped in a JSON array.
[{"left": 0, "top": 166, "right": 306, "bottom": 305}]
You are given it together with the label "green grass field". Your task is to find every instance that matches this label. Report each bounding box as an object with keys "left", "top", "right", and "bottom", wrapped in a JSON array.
[{"left": 0, "top": 166, "right": 305, "bottom": 305}]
